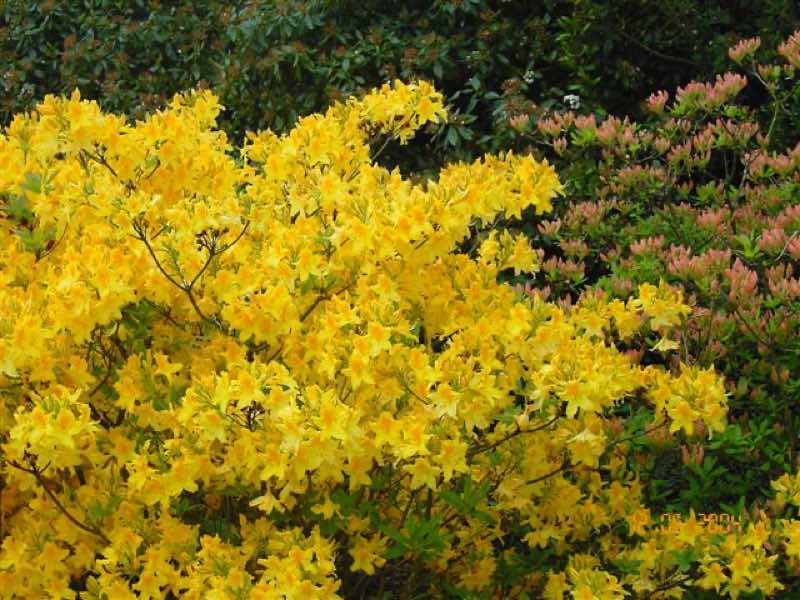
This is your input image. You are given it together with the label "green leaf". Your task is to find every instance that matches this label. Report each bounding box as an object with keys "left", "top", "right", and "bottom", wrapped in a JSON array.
[
  {"left": 445, "top": 126, "right": 460, "bottom": 147},
  {"left": 612, "top": 558, "right": 643, "bottom": 575},
  {"left": 20, "top": 172, "right": 42, "bottom": 194},
  {"left": 440, "top": 490, "right": 467, "bottom": 513},
  {"left": 3, "top": 194, "right": 33, "bottom": 221},
  {"left": 667, "top": 547, "right": 699, "bottom": 572}
]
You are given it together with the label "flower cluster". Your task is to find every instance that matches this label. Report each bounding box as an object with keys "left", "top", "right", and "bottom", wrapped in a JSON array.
[
  {"left": 501, "top": 29, "right": 800, "bottom": 593},
  {"left": 4, "top": 77, "right": 797, "bottom": 598}
]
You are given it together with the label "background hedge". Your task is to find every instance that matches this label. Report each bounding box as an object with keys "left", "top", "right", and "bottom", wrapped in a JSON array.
[{"left": 1, "top": 0, "right": 797, "bottom": 168}]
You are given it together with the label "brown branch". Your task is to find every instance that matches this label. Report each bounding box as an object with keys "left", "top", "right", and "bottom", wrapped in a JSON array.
[
  {"left": 188, "top": 238, "right": 221, "bottom": 290},
  {"left": 401, "top": 381, "right": 428, "bottom": 405},
  {"left": 87, "top": 382, "right": 114, "bottom": 429},
  {"left": 266, "top": 343, "right": 285, "bottom": 363},
  {"left": 35, "top": 222, "right": 69, "bottom": 263},
  {"left": 132, "top": 219, "right": 185, "bottom": 290},
  {"left": 371, "top": 135, "right": 394, "bottom": 161},
  {"left": 246, "top": 278, "right": 356, "bottom": 362},
  {"left": 643, "top": 573, "right": 698, "bottom": 598},
  {"left": 300, "top": 278, "right": 356, "bottom": 323},
  {"left": 156, "top": 221, "right": 249, "bottom": 333},
  {"left": 615, "top": 27, "right": 700, "bottom": 68},
  {"left": 6, "top": 459, "right": 111, "bottom": 545},
  {"left": 732, "top": 306, "right": 775, "bottom": 352},
  {"left": 81, "top": 149, "right": 125, "bottom": 186},
  {"left": 525, "top": 457, "right": 571, "bottom": 486},
  {"left": 300, "top": 294, "right": 329, "bottom": 323},
  {"left": 467, "top": 415, "right": 560, "bottom": 459},
  {"left": 141, "top": 298, "right": 187, "bottom": 331},
  {"left": 602, "top": 419, "right": 670, "bottom": 457},
  {"left": 218, "top": 221, "right": 251, "bottom": 254},
  {"left": 85, "top": 328, "right": 121, "bottom": 428},
  {"left": 399, "top": 488, "right": 420, "bottom": 529}
]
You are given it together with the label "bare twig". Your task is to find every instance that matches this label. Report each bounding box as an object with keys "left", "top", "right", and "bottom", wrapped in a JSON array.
[
  {"left": 525, "top": 456, "right": 571, "bottom": 486},
  {"left": 36, "top": 222, "right": 69, "bottom": 263},
  {"left": 615, "top": 27, "right": 700, "bottom": 68},
  {"left": 5, "top": 459, "right": 111, "bottom": 545},
  {"left": 643, "top": 573, "right": 698, "bottom": 599},
  {"left": 132, "top": 218, "right": 250, "bottom": 333},
  {"left": 467, "top": 414, "right": 560, "bottom": 459}
]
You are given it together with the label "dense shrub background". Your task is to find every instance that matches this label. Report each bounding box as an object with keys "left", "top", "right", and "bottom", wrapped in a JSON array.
[{"left": 1, "top": 0, "right": 797, "bottom": 167}]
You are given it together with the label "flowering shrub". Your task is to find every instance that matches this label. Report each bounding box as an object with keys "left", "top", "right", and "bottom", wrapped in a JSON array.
[
  {"left": 505, "top": 31, "right": 800, "bottom": 526},
  {"left": 3, "top": 80, "right": 800, "bottom": 598}
]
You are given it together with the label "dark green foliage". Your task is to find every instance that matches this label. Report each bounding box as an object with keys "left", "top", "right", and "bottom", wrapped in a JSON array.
[
  {"left": 2, "top": 0, "right": 796, "bottom": 170},
  {"left": 0, "top": 0, "right": 230, "bottom": 120}
]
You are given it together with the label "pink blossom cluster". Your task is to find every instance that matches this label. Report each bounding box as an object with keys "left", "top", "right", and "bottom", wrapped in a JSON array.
[
  {"left": 673, "top": 73, "right": 747, "bottom": 113},
  {"left": 778, "top": 30, "right": 800, "bottom": 70},
  {"left": 745, "top": 142, "right": 800, "bottom": 179},
  {"left": 563, "top": 200, "right": 618, "bottom": 230},
  {"left": 729, "top": 37, "right": 762, "bottom": 64},
  {"left": 666, "top": 247, "right": 732, "bottom": 280},
  {"left": 541, "top": 255, "right": 585, "bottom": 282}
]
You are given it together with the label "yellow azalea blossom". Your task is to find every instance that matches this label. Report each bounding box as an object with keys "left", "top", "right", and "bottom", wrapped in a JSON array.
[{"left": 0, "top": 80, "right": 782, "bottom": 600}]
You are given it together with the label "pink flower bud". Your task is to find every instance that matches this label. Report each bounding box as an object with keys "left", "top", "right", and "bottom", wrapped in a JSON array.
[
  {"left": 759, "top": 227, "right": 787, "bottom": 253},
  {"left": 645, "top": 90, "right": 669, "bottom": 115},
  {"left": 536, "top": 116, "right": 562, "bottom": 137},
  {"left": 538, "top": 218, "right": 562, "bottom": 236},
  {"left": 728, "top": 37, "right": 761, "bottom": 63},
  {"left": 574, "top": 114, "right": 597, "bottom": 132},
  {"left": 653, "top": 137, "right": 671, "bottom": 154},
  {"left": 778, "top": 30, "right": 800, "bottom": 70},
  {"left": 788, "top": 237, "right": 800, "bottom": 261},
  {"left": 509, "top": 113, "right": 530, "bottom": 131}
]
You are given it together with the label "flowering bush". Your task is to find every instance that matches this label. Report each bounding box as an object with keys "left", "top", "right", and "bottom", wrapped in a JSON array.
[
  {"left": 504, "top": 30, "right": 800, "bottom": 527},
  {"left": 4, "top": 80, "right": 800, "bottom": 598}
]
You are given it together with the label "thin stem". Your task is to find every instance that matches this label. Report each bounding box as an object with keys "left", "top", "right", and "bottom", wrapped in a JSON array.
[
  {"left": 467, "top": 414, "right": 560, "bottom": 459},
  {"left": 133, "top": 220, "right": 184, "bottom": 290},
  {"left": 732, "top": 306, "right": 775, "bottom": 352},
  {"left": 604, "top": 419, "right": 670, "bottom": 454},
  {"left": 399, "top": 489, "right": 420, "bottom": 529},
  {"left": 133, "top": 218, "right": 250, "bottom": 333},
  {"left": 82, "top": 149, "right": 120, "bottom": 181},
  {"left": 35, "top": 222, "right": 69, "bottom": 263},
  {"left": 643, "top": 573, "right": 698, "bottom": 598},
  {"left": 141, "top": 298, "right": 187, "bottom": 330},
  {"left": 6, "top": 459, "right": 111, "bottom": 545},
  {"left": 371, "top": 135, "right": 393, "bottom": 161},
  {"left": 525, "top": 456, "right": 571, "bottom": 486},
  {"left": 615, "top": 27, "right": 700, "bottom": 68}
]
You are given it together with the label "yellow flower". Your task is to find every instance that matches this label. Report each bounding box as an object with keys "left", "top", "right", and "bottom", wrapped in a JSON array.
[
  {"left": 348, "top": 535, "right": 387, "bottom": 575},
  {"left": 436, "top": 438, "right": 469, "bottom": 481},
  {"left": 405, "top": 457, "right": 441, "bottom": 490},
  {"left": 668, "top": 399, "right": 697, "bottom": 435},
  {"left": 152, "top": 352, "right": 183, "bottom": 385},
  {"left": 626, "top": 508, "right": 651, "bottom": 537},
  {"left": 729, "top": 551, "right": 752, "bottom": 585}
]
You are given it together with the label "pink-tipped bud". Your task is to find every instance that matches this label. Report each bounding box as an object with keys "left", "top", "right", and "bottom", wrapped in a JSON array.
[
  {"left": 645, "top": 90, "right": 669, "bottom": 115},
  {"left": 778, "top": 30, "right": 800, "bottom": 70},
  {"left": 728, "top": 37, "right": 761, "bottom": 63},
  {"left": 509, "top": 113, "right": 530, "bottom": 132}
]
